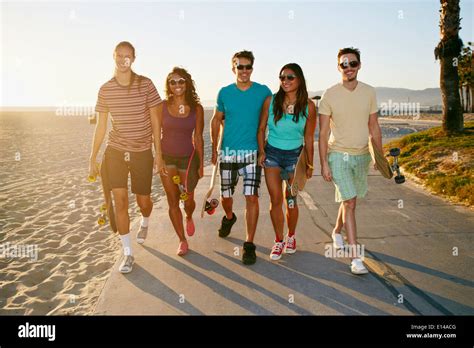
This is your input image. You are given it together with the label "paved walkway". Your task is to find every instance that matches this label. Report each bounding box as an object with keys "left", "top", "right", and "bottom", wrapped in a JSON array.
[{"left": 94, "top": 142, "right": 474, "bottom": 315}]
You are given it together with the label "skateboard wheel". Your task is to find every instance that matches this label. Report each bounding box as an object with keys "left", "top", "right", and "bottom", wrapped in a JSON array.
[
  {"left": 395, "top": 175, "right": 405, "bottom": 184},
  {"left": 209, "top": 199, "right": 219, "bottom": 208},
  {"left": 100, "top": 204, "right": 107, "bottom": 213},
  {"left": 98, "top": 216, "right": 106, "bottom": 225},
  {"left": 180, "top": 192, "right": 188, "bottom": 201},
  {"left": 172, "top": 175, "right": 181, "bottom": 184},
  {"left": 207, "top": 208, "right": 216, "bottom": 215},
  {"left": 287, "top": 198, "right": 295, "bottom": 209},
  {"left": 389, "top": 148, "right": 400, "bottom": 157},
  {"left": 87, "top": 175, "right": 96, "bottom": 183}
]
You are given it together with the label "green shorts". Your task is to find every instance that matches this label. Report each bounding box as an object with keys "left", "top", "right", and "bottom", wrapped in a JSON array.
[{"left": 328, "top": 151, "right": 372, "bottom": 202}]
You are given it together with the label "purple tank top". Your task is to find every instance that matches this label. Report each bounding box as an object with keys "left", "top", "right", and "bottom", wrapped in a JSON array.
[{"left": 161, "top": 101, "right": 196, "bottom": 157}]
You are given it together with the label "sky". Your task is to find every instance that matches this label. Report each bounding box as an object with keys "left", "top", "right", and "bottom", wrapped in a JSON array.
[{"left": 1, "top": 0, "right": 473, "bottom": 107}]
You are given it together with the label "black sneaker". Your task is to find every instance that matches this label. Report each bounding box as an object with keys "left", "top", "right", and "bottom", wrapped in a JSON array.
[
  {"left": 242, "top": 242, "right": 257, "bottom": 265},
  {"left": 218, "top": 213, "right": 237, "bottom": 238}
]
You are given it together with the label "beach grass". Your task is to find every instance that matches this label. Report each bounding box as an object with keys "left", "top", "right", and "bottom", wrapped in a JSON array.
[{"left": 384, "top": 121, "right": 474, "bottom": 206}]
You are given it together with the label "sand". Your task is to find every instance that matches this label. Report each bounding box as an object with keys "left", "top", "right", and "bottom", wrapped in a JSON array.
[{"left": 0, "top": 110, "right": 213, "bottom": 315}]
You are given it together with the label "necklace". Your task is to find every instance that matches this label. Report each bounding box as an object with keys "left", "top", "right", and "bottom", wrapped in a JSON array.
[{"left": 283, "top": 97, "right": 296, "bottom": 114}]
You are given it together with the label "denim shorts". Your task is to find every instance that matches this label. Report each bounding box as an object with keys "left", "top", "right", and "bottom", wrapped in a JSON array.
[
  {"left": 162, "top": 154, "right": 191, "bottom": 171},
  {"left": 264, "top": 143, "right": 303, "bottom": 173}
]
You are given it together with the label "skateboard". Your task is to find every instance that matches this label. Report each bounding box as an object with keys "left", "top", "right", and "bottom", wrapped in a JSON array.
[
  {"left": 388, "top": 148, "right": 405, "bottom": 184},
  {"left": 368, "top": 136, "right": 405, "bottom": 184},
  {"left": 87, "top": 157, "right": 118, "bottom": 233},
  {"left": 280, "top": 170, "right": 296, "bottom": 208},
  {"left": 172, "top": 148, "right": 201, "bottom": 203},
  {"left": 290, "top": 146, "right": 309, "bottom": 197},
  {"left": 288, "top": 97, "right": 319, "bottom": 197},
  {"left": 201, "top": 124, "right": 223, "bottom": 218}
]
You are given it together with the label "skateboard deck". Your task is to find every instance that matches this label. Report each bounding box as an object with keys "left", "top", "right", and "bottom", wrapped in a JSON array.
[
  {"left": 368, "top": 136, "right": 393, "bottom": 179},
  {"left": 184, "top": 148, "right": 200, "bottom": 193},
  {"left": 201, "top": 124, "right": 223, "bottom": 218},
  {"left": 100, "top": 156, "right": 117, "bottom": 233},
  {"left": 290, "top": 146, "right": 309, "bottom": 197}
]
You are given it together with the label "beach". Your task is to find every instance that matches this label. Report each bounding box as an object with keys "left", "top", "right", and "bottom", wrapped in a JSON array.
[
  {"left": 0, "top": 110, "right": 211, "bottom": 315},
  {"left": 0, "top": 109, "right": 430, "bottom": 315}
]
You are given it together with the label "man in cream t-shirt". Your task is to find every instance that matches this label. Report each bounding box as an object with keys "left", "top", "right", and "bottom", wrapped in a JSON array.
[{"left": 318, "top": 47, "right": 383, "bottom": 275}]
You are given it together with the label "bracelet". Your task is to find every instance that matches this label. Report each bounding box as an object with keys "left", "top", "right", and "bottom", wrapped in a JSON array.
[{"left": 307, "top": 163, "right": 314, "bottom": 169}]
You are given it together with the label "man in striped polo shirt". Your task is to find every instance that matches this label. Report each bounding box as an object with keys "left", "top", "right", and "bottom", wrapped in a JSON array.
[{"left": 89, "top": 41, "right": 164, "bottom": 274}]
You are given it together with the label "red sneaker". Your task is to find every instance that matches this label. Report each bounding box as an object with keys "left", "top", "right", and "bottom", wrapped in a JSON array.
[
  {"left": 186, "top": 217, "right": 195, "bottom": 237},
  {"left": 270, "top": 240, "right": 285, "bottom": 261},
  {"left": 285, "top": 234, "right": 296, "bottom": 254},
  {"left": 177, "top": 240, "right": 188, "bottom": 256}
]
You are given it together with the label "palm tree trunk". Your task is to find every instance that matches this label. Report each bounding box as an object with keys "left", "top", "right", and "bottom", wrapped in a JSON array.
[
  {"left": 471, "top": 86, "right": 474, "bottom": 113},
  {"left": 435, "top": 0, "right": 464, "bottom": 133}
]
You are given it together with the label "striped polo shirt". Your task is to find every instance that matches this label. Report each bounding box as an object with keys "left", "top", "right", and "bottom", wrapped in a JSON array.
[{"left": 95, "top": 75, "right": 162, "bottom": 152}]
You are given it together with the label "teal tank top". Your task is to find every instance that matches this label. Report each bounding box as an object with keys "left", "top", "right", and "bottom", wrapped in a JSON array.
[{"left": 267, "top": 95, "right": 308, "bottom": 150}]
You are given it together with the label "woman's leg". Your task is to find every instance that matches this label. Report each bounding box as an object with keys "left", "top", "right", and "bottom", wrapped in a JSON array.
[
  {"left": 160, "top": 167, "right": 186, "bottom": 242},
  {"left": 178, "top": 170, "right": 195, "bottom": 219},
  {"left": 264, "top": 167, "right": 284, "bottom": 241}
]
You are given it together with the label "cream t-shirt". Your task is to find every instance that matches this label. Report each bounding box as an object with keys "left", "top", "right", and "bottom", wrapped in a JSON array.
[{"left": 319, "top": 81, "right": 378, "bottom": 155}]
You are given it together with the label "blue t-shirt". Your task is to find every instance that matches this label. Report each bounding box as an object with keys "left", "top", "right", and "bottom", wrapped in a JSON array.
[
  {"left": 216, "top": 82, "right": 272, "bottom": 152},
  {"left": 268, "top": 95, "right": 308, "bottom": 150}
]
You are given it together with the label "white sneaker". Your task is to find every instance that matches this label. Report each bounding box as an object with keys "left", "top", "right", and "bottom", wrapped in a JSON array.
[
  {"left": 136, "top": 225, "right": 148, "bottom": 244},
  {"left": 119, "top": 255, "right": 135, "bottom": 274},
  {"left": 332, "top": 231, "right": 345, "bottom": 249},
  {"left": 351, "top": 258, "right": 368, "bottom": 275}
]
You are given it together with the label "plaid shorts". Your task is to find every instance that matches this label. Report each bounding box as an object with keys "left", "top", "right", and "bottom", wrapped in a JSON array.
[
  {"left": 328, "top": 151, "right": 372, "bottom": 202},
  {"left": 220, "top": 156, "right": 262, "bottom": 198}
]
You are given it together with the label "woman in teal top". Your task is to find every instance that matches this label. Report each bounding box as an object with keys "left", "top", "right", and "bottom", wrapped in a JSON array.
[{"left": 257, "top": 63, "right": 317, "bottom": 261}]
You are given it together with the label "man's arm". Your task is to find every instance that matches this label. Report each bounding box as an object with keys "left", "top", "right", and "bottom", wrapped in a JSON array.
[
  {"left": 150, "top": 104, "right": 166, "bottom": 174},
  {"left": 318, "top": 113, "right": 332, "bottom": 182},
  {"left": 368, "top": 112, "right": 382, "bottom": 152},
  {"left": 210, "top": 108, "right": 224, "bottom": 165},
  {"left": 89, "top": 112, "right": 108, "bottom": 175}
]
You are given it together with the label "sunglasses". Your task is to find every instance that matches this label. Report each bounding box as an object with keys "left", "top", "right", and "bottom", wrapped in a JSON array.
[
  {"left": 339, "top": 61, "right": 359, "bottom": 69},
  {"left": 169, "top": 78, "right": 186, "bottom": 86},
  {"left": 236, "top": 64, "right": 253, "bottom": 70},
  {"left": 279, "top": 74, "right": 296, "bottom": 82}
]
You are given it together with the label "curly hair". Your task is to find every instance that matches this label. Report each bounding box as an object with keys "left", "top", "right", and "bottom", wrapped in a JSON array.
[{"left": 165, "top": 67, "right": 201, "bottom": 111}]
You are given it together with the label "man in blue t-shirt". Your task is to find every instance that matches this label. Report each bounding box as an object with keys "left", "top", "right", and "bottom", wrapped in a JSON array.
[{"left": 210, "top": 50, "right": 272, "bottom": 265}]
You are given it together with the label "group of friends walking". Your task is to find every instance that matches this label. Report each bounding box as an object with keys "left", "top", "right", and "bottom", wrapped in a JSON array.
[{"left": 89, "top": 41, "right": 383, "bottom": 276}]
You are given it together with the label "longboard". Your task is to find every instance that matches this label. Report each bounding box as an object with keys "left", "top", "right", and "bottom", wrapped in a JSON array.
[
  {"left": 368, "top": 136, "right": 393, "bottom": 179},
  {"left": 172, "top": 149, "right": 201, "bottom": 202},
  {"left": 290, "top": 146, "right": 309, "bottom": 197},
  {"left": 201, "top": 124, "right": 223, "bottom": 218},
  {"left": 100, "top": 156, "right": 117, "bottom": 233},
  {"left": 289, "top": 96, "right": 319, "bottom": 196},
  {"left": 184, "top": 148, "right": 200, "bottom": 193}
]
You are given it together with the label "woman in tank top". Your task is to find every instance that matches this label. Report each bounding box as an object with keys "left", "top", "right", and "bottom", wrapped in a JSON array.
[
  {"left": 257, "top": 63, "right": 317, "bottom": 261},
  {"left": 157, "top": 67, "right": 204, "bottom": 256}
]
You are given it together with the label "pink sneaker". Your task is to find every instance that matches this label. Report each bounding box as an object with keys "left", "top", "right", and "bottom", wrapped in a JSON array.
[
  {"left": 285, "top": 234, "right": 296, "bottom": 254},
  {"left": 177, "top": 240, "right": 188, "bottom": 256},
  {"left": 186, "top": 217, "right": 195, "bottom": 237}
]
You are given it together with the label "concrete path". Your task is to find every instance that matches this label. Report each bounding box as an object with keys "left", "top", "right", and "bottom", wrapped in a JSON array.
[{"left": 94, "top": 143, "right": 474, "bottom": 315}]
